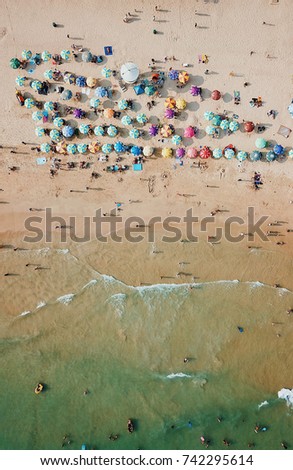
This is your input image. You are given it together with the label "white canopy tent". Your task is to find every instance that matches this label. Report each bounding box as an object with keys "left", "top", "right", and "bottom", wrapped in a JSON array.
[{"left": 120, "top": 62, "right": 139, "bottom": 84}]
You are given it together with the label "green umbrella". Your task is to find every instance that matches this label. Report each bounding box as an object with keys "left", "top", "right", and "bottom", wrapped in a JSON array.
[
  {"left": 40, "top": 143, "right": 51, "bottom": 153},
  {"left": 10, "top": 58, "right": 21, "bottom": 69},
  {"left": 22, "top": 50, "right": 32, "bottom": 60},
  {"left": 212, "top": 148, "right": 222, "bottom": 159},
  {"left": 35, "top": 127, "right": 45, "bottom": 137},
  {"left": 25, "top": 98, "right": 36, "bottom": 109},
  {"left": 145, "top": 85, "right": 156, "bottom": 96},
  {"left": 255, "top": 138, "right": 267, "bottom": 149},
  {"left": 50, "top": 129, "right": 62, "bottom": 142}
]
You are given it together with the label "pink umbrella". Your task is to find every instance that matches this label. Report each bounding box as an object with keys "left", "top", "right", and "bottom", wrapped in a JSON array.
[
  {"left": 190, "top": 85, "right": 201, "bottom": 96},
  {"left": 149, "top": 124, "right": 159, "bottom": 136},
  {"left": 211, "top": 90, "right": 221, "bottom": 101},
  {"left": 184, "top": 126, "right": 195, "bottom": 138},
  {"left": 187, "top": 148, "right": 198, "bottom": 159},
  {"left": 164, "top": 108, "right": 175, "bottom": 119},
  {"left": 176, "top": 147, "right": 186, "bottom": 158}
]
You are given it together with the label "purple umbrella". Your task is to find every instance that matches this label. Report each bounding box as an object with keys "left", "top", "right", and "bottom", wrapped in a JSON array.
[
  {"left": 190, "top": 85, "right": 201, "bottom": 97},
  {"left": 176, "top": 147, "right": 186, "bottom": 158},
  {"left": 164, "top": 108, "right": 175, "bottom": 119},
  {"left": 149, "top": 124, "right": 159, "bottom": 136},
  {"left": 73, "top": 108, "right": 84, "bottom": 119},
  {"left": 168, "top": 69, "right": 179, "bottom": 80}
]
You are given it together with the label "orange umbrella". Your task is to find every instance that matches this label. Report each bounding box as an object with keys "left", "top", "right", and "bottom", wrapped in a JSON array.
[
  {"left": 88, "top": 141, "right": 100, "bottom": 153},
  {"left": 164, "top": 97, "right": 176, "bottom": 109},
  {"left": 104, "top": 108, "right": 114, "bottom": 119},
  {"left": 160, "top": 124, "right": 174, "bottom": 138},
  {"left": 152, "top": 73, "right": 159, "bottom": 82},
  {"left": 56, "top": 141, "right": 67, "bottom": 154},
  {"left": 178, "top": 71, "right": 190, "bottom": 84}
]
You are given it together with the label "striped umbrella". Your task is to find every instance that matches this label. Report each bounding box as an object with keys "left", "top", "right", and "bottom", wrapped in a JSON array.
[
  {"left": 86, "top": 77, "right": 97, "bottom": 88},
  {"left": 15, "top": 76, "right": 26, "bottom": 87},
  {"left": 67, "top": 144, "right": 77, "bottom": 154},
  {"left": 104, "top": 108, "right": 114, "bottom": 119},
  {"left": 255, "top": 138, "right": 267, "bottom": 149},
  {"left": 50, "top": 129, "right": 62, "bottom": 142},
  {"left": 165, "top": 108, "right": 175, "bottom": 119},
  {"left": 236, "top": 151, "right": 248, "bottom": 161},
  {"left": 61, "top": 89, "right": 72, "bottom": 100},
  {"left": 176, "top": 98, "right": 186, "bottom": 110},
  {"left": 62, "top": 126, "right": 75, "bottom": 138},
  {"left": 118, "top": 99, "right": 128, "bottom": 110},
  {"left": 145, "top": 85, "right": 156, "bottom": 96},
  {"left": 149, "top": 124, "right": 159, "bottom": 136},
  {"left": 32, "top": 110, "right": 44, "bottom": 121},
  {"left": 204, "top": 111, "right": 214, "bottom": 121},
  {"left": 102, "top": 143, "right": 113, "bottom": 154},
  {"left": 212, "top": 148, "right": 223, "bottom": 159},
  {"left": 199, "top": 146, "right": 211, "bottom": 159},
  {"left": 88, "top": 141, "right": 100, "bottom": 154},
  {"left": 95, "top": 86, "right": 108, "bottom": 98},
  {"left": 266, "top": 150, "right": 276, "bottom": 162},
  {"left": 129, "top": 128, "right": 140, "bottom": 139},
  {"left": 10, "top": 58, "right": 21, "bottom": 69},
  {"left": 41, "top": 50, "right": 51, "bottom": 62},
  {"left": 184, "top": 126, "right": 195, "bottom": 138},
  {"left": 190, "top": 85, "right": 201, "bottom": 97},
  {"left": 176, "top": 147, "right": 186, "bottom": 158},
  {"left": 143, "top": 146, "right": 154, "bottom": 157},
  {"left": 35, "top": 127, "right": 45, "bottom": 137},
  {"left": 107, "top": 125, "right": 118, "bottom": 137},
  {"left": 121, "top": 115, "right": 133, "bottom": 126},
  {"left": 77, "top": 143, "right": 88, "bottom": 154},
  {"left": 40, "top": 143, "right": 51, "bottom": 153},
  {"left": 165, "top": 97, "right": 176, "bottom": 109},
  {"left": 131, "top": 146, "right": 142, "bottom": 156},
  {"left": 60, "top": 50, "right": 71, "bottom": 60},
  {"left": 90, "top": 98, "right": 101, "bottom": 108},
  {"left": 31, "top": 80, "right": 43, "bottom": 91},
  {"left": 44, "top": 101, "right": 55, "bottom": 112},
  {"left": 206, "top": 125, "right": 216, "bottom": 135},
  {"left": 224, "top": 148, "right": 235, "bottom": 159},
  {"left": 212, "top": 115, "right": 222, "bottom": 126},
  {"left": 102, "top": 67, "right": 112, "bottom": 78},
  {"left": 56, "top": 141, "right": 67, "bottom": 154},
  {"left": 44, "top": 69, "right": 53, "bottom": 80},
  {"left": 162, "top": 148, "right": 173, "bottom": 158},
  {"left": 136, "top": 113, "right": 148, "bottom": 124},
  {"left": 76, "top": 76, "right": 87, "bottom": 87},
  {"left": 94, "top": 126, "right": 106, "bottom": 136},
  {"left": 229, "top": 121, "right": 240, "bottom": 132},
  {"left": 79, "top": 124, "right": 90, "bottom": 135},
  {"left": 161, "top": 124, "right": 174, "bottom": 138},
  {"left": 187, "top": 148, "right": 198, "bottom": 159},
  {"left": 64, "top": 73, "right": 75, "bottom": 85},
  {"left": 114, "top": 141, "right": 125, "bottom": 153},
  {"left": 220, "top": 119, "right": 230, "bottom": 130},
  {"left": 249, "top": 150, "right": 262, "bottom": 161},
  {"left": 178, "top": 71, "right": 190, "bottom": 84},
  {"left": 288, "top": 149, "right": 293, "bottom": 159},
  {"left": 53, "top": 117, "right": 64, "bottom": 128},
  {"left": 172, "top": 134, "right": 182, "bottom": 145},
  {"left": 25, "top": 98, "right": 36, "bottom": 109},
  {"left": 22, "top": 50, "right": 32, "bottom": 60},
  {"left": 273, "top": 144, "right": 284, "bottom": 155},
  {"left": 168, "top": 69, "right": 179, "bottom": 80},
  {"left": 82, "top": 51, "right": 92, "bottom": 63}
]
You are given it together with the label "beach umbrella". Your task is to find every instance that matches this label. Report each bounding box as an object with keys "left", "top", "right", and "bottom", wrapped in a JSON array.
[
  {"left": 136, "top": 113, "right": 148, "bottom": 124},
  {"left": 178, "top": 71, "right": 189, "bottom": 84},
  {"left": 102, "top": 67, "right": 112, "bottom": 78},
  {"left": 94, "top": 125, "right": 106, "bottom": 136},
  {"left": 44, "top": 101, "right": 55, "bottom": 112},
  {"left": 204, "top": 111, "right": 214, "bottom": 121},
  {"left": 86, "top": 76, "right": 97, "bottom": 88},
  {"left": 104, "top": 108, "right": 114, "bottom": 119},
  {"left": 211, "top": 90, "right": 221, "bottom": 101},
  {"left": 25, "top": 98, "right": 36, "bottom": 109},
  {"left": 10, "top": 58, "right": 21, "bottom": 69},
  {"left": 35, "top": 126, "right": 45, "bottom": 137},
  {"left": 134, "top": 84, "right": 145, "bottom": 95},
  {"left": 44, "top": 69, "right": 53, "bottom": 80},
  {"left": 90, "top": 98, "right": 100, "bottom": 108},
  {"left": 118, "top": 99, "right": 129, "bottom": 110},
  {"left": 31, "top": 80, "right": 43, "bottom": 91},
  {"left": 107, "top": 125, "right": 118, "bottom": 137},
  {"left": 190, "top": 85, "right": 201, "bottom": 97},
  {"left": 50, "top": 129, "right": 62, "bottom": 142},
  {"left": 114, "top": 141, "right": 125, "bottom": 153},
  {"left": 88, "top": 141, "right": 100, "bottom": 154},
  {"left": 176, "top": 98, "right": 187, "bottom": 110},
  {"left": 64, "top": 73, "right": 75, "bottom": 84},
  {"left": 53, "top": 117, "right": 64, "bottom": 128},
  {"left": 199, "top": 146, "right": 211, "bottom": 159},
  {"left": 244, "top": 121, "right": 255, "bottom": 132},
  {"left": 288, "top": 103, "right": 293, "bottom": 117},
  {"left": 121, "top": 115, "right": 133, "bottom": 126},
  {"left": 61, "top": 49, "right": 71, "bottom": 60},
  {"left": 161, "top": 124, "right": 174, "bottom": 138},
  {"left": 15, "top": 76, "right": 26, "bottom": 86},
  {"left": 67, "top": 143, "right": 77, "bottom": 154},
  {"left": 220, "top": 119, "right": 230, "bottom": 130},
  {"left": 165, "top": 97, "right": 176, "bottom": 109},
  {"left": 266, "top": 150, "right": 276, "bottom": 162},
  {"left": 168, "top": 69, "right": 179, "bottom": 80},
  {"left": 255, "top": 137, "right": 267, "bottom": 149},
  {"left": 62, "top": 125, "right": 75, "bottom": 138},
  {"left": 102, "top": 143, "right": 113, "bottom": 154},
  {"left": 172, "top": 134, "right": 182, "bottom": 145},
  {"left": 120, "top": 62, "right": 139, "bottom": 84},
  {"left": 184, "top": 126, "right": 195, "bottom": 138},
  {"left": 224, "top": 148, "right": 235, "bottom": 159},
  {"left": 22, "top": 50, "right": 32, "bottom": 60},
  {"left": 61, "top": 89, "right": 72, "bottom": 100},
  {"left": 165, "top": 108, "right": 175, "bottom": 119},
  {"left": 41, "top": 50, "right": 51, "bottom": 62},
  {"left": 176, "top": 147, "right": 185, "bottom": 158},
  {"left": 82, "top": 51, "right": 92, "bottom": 62},
  {"left": 143, "top": 146, "right": 154, "bottom": 157},
  {"left": 229, "top": 121, "right": 240, "bottom": 132},
  {"left": 40, "top": 143, "right": 51, "bottom": 153},
  {"left": 250, "top": 150, "right": 262, "bottom": 161},
  {"left": 206, "top": 125, "right": 216, "bottom": 135},
  {"left": 76, "top": 76, "right": 87, "bottom": 87},
  {"left": 145, "top": 85, "right": 156, "bottom": 96},
  {"left": 187, "top": 148, "right": 198, "bottom": 159},
  {"left": 79, "top": 124, "right": 90, "bottom": 135},
  {"left": 148, "top": 124, "right": 159, "bottom": 136},
  {"left": 273, "top": 144, "right": 284, "bottom": 155},
  {"left": 95, "top": 86, "right": 109, "bottom": 98},
  {"left": 77, "top": 143, "right": 88, "bottom": 154},
  {"left": 162, "top": 148, "right": 173, "bottom": 158},
  {"left": 73, "top": 108, "right": 84, "bottom": 119},
  {"left": 212, "top": 115, "right": 222, "bottom": 126},
  {"left": 212, "top": 148, "right": 223, "bottom": 159},
  {"left": 56, "top": 141, "right": 67, "bottom": 154},
  {"left": 288, "top": 149, "right": 293, "bottom": 159},
  {"left": 32, "top": 110, "right": 43, "bottom": 121},
  {"left": 131, "top": 145, "right": 142, "bottom": 156},
  {"left": 129, "top": 128, "right": 140, "bottom": 139},
  {"left": 236, "top": 151, "right": 248, "bottom": 161}
]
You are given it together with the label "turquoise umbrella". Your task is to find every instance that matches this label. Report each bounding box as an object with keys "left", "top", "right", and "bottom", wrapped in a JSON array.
[
  {"left": 172, "top": 134, "right": 182, "bottom": 145},
  {"left": 136, "top": 113, "right": 148, "bottom": 124},
  {"left": 32, "top": 110, "right": 44, "bottom": 121},
  {"left": 204, "top": 111, "right": 214, "bottom": 121},
  {"left": 255, "top": 138, "right": 267, "bottom": 149},
  {"left": 212, "top": 115, "right": 222, "bottom": 126},
  {"left": 61, "top": 49, "right": 71, "bottom": 60},
  {"left": 145, "top": 85, "right": 156, "bottom": 96},
  {"left": 90, "top": 98, "right": 100, "bottom": 108},
  {"left": 220, "top": 119, "right": 229, "bottom": 130},
  {"left": 114, "top": 141, "right": 125, "bottom": 153},
  {"left": 229, "top": 121, "right": 240, "bottom": 132},
  {"left": 94, "top": 126, "right": 105, "bottom": 136},
  {"left": 77, "top": 143, "right": 88, "bottom": 154},
  {"left": 40, "top": 143, "right": 51, "bottom": 153},
  {"left": 129, "top": 128, "right": 139, "bottom": 139},
  {"left": 35, "top": 127, "right": 45, "bottom": 137},
  {"left": 53, "top": 117, "right": 64, "bottom": 128},
  {"left": 61, "top": 89, "right": 72, "bottom": 100},
  {"left": 67, "top": 143, "right": 77, "bottom": 154},
  {"left": 50, "top": 129, "right": 62, "bottom": 142},
  {"left": 44, "top": 101, "right": 55, "bottom": 112},
  {"left": 102, "top": 143, "right": 113, "bottom": 154},
  {"left": 236, "top": 151, "right": 248, "bottom": 161},
  {"left": 41, "top": 50, "right": 51, "bottom": 62},
  {"left": 79, "top": 124, "right": 90, "bottom": 135},
  {"left": 121, "top": 115, "right": 132, "bottom": 126},
  {"left": 107, "top": 125, "right": 118, "bottom": 137},
  {"left": 212, "top": 148, "right": 222, "bottom": 159},
  {"left": 206, "top": 125, "right": 216, "bottom": 135},
  {"left": 118, "top": 99, "right": 128, "bottom": 110},
  {"left": 288, "top": 149, "right": 293, "bottom": 159},
  {"left": 15, "top": 76, "right": 26, "bottom": 87},
  {"left": 266, "top": 150, "right": 276, "bottom": 162},
  {"left": 44, "top": 69, "right": 53, "bottom": 80},
  {"left": 250, "top": 150, "right": 262, "bottom": 161},
  {"left": 64, "top": 73, "right": 75, "bottom": 85},
  {"left": 22, "top": 50, "right": 32, "bottom": 60},
  {"left": 101, "top": 67, "right": 112, "bottom": 78},
  {"left": 25, "top": 98, "right": 36, "bottom": 109},
  {"left": 224, "top": 148, "right": 235, "bottom": 159},
  {"left": 31, "top": 80, "right": 43, "bottom": 91}
]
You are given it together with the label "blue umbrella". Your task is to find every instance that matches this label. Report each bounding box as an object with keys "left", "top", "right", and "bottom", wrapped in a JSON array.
[
  {"left": 44, "top": 69, "right": 53, "bottom": 80},
  {"left": 131, "top": 145, "right": 142, "bottom": 156},
  {"left": 79, "top": 124, "right": 90, "bottom": 135},
  {"left": 41, "top": 50, "right": 51, "bottom": 62},
  {"left": 64, "top": 73, "right": 75, "bottom": 84},
  {"left": 129, "top": 128, "right": 140, "bottom": 139},
  {"left": 118, "top": 99, "right": 128, "bottom": 110},
  {"left": 32, "top": 110, "right": 43, "bottom": 121},
  {"left": 204, "top": 111, "right": 214, "bottom": 121},
  {"left": 250, "top": 150, "right": 262, "bottom": 161},
  {"left": 133, "top": 84, "right": 145, "bottom": 95},
  {"left": 76, "top": 76, "right": 87, "bottom": 87},
  {"left": 224, "top": 148, "right": 235, "bottom": 159},
  {"left": 50, "top": 129, "right": 62, "bottom": 142},
  {"left": 229, "top": 121, "right": 240, "bottom": 132},
  {"left": 220, "top": 119, "right": 229, "bottom": 130},
  {"left": 266, "top": 150, "right": 276, "bottom": 162},
  {"left": 15, "top": 76, "right": 26, "bottom": 86},
  {"left": 35, "top": 127, "right": 45, "bottom": 137},
  {"left": 212, "top": 115, "right": 222, "bottom": 126},
  {"left": 77, "top": 143, "right": 88, "bottom": 154},
  {"left": 90, "top": 98, "right": 100, "bottom": 108},
  {"left": 82, "top": 51, "right": 92, "bottom": 62},
  {"left": 107, "top": 125, "right": 118, "bottom": 137},
  {"left": 236, "top": 151, "right": 248, "bottom": 161},
  {"left": 273, "top": 144, "right": 284, "bottom": 155},
  {"left": 212, "top": 148, "right": 222, "bottom": 159},
  {"left": 172, "top": 134, "right": 182, "bottom": 145},
  {"left": 95, "top": 86, "right": 109, "bottom": 98},
  {"left": 62, "top": 126, "right": 75, "bottom": 138},
  {"left": 44, "top": 101, "right": 55, "bottom": 112},
  {"left": 102, "top": 143, "right": 113, "bottom": 154},
  {"left": 121, "top": 115, "right": 132, "bottom": 126},
  {"left": 94, "top": 125, "right": 105, "bottom": 136},
  {"left": 40, "top": 143, "right": 51, "bottom": 153},
  {"left": 53, "top": 117, "right": 64, "bottom": 128},
  {"left": 114, "top": 141, "right": 125, "bottom": 153},
  {"left": 61, "top": 89, "right": 72, "bottom": 100},
  {"left": 168, "top": 69, "right": 179, "bottom": 80}
]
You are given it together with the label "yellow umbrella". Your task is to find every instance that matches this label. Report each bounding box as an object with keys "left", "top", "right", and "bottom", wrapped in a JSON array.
[
  {"left": 56, "top": 141, "right": 67, "bottom": 154},
  {"left": 162, "top": 148, "right": 173, "bottom": 158},
  {"left": 104, "top": 108, "right": 114, "bottom": 119},
  {"left": 178, "top": 71, "right": 190, "bottom": 84},
  {"left": 164, "top": 97, "right": 176, "bottom": 109},
  {"left": 86, "top": 77, "right": 97, "bottom": 88},
  {"left": 88, "top": 141, "right": 100, "bottom": 153},
  {"left": 176, "top": 98, "right": 187, "bottom": 110}
]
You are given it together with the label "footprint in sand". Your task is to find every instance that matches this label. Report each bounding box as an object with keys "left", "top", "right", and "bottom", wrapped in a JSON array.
[{"left": 0, "top": 28, "right": 7, "bottom": 39}]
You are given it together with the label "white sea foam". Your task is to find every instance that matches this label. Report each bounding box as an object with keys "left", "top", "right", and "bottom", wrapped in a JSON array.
[
  {"left": 19, "top": 310, "right": 31, "bottom": 317},
  {"left": 166, "top": 373, "right": 192, "bottom": 379},
  {"left": 278, "top": 388, "right": 293, "bottom": 407},
  {"left": 56, "top": 294, "right": 75, "bottom": 305},
  {"left": 82, "top": 279, "right": 98, "bottom": 289},
  {"left": 107, "top": 293, "right": 127, "bottom": 317},
  {"left": 56, "top": 249, "right": 69, "bottom": 254},
  {"left": 36, "top": 301, "right": 46, "bottom": 309},
  {"left": 258, "top": 400, "right": 269, "bottom": 408}
]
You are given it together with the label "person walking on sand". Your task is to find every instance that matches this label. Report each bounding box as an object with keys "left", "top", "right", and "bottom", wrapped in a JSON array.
[{"left": 153, "top": 15, "right": 156, "bottom": 21}]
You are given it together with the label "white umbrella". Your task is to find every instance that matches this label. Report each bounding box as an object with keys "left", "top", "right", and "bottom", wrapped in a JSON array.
[{"left": 120, "top": 62, "right": 139, "bottom": 84}]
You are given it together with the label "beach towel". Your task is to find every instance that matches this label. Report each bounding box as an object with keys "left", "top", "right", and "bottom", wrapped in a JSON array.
[
  {"left": 133, "top": 164, "right": 142, "bottom": 171},
  {"left": 27, "top": 60, "right": 36, "bottom": 74},
  {"left": 277, "top": 125, "right": 291, "bottom": 138},
  {"left": 36, "top": 157, "right": 47, "bottom": 165},
  {"left": 104, "top": 46, "right": 113, "bottom": 56}
]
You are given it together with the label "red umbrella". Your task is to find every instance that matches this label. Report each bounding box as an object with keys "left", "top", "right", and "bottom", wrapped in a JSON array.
[
  {"left": 211, "top": 90, "right": 221, "bottom": 101},
  {"left": 199, "top": 146, "right": 211, "bottom": 159},
  {"left": 244, "top": 121, "right": 255, "bottom": 132},
  {"left": 184, "top": 126, "right": 195, "bottom": 138}
]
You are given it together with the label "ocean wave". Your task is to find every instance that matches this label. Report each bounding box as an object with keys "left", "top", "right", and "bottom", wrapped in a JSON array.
[
  {"left": 18, "top": 310, "right": 31, "bottom": 317},
  {"left": 166, "top": 373, "right": 193, "bottom": 379},
  {"left": 56, "top": 294, "right": 75, "bottom": 305},
  {"left": 278, "top": 388, "right": 293, "bottom": 407},
  {"left": 36, "top": 301, "right": 46, "bottom": 309},
  {"left": 258, "top": 400, "right": 269, "bottom": 408},
  {"left": 56, "top": 249, "right": 69, "bottom": 254},
  {"left": 82, "top": 279, "right": 98, "bottom": 289},
  {"left": 107, "top": 293, "right": 127, "bottom": 317}
]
